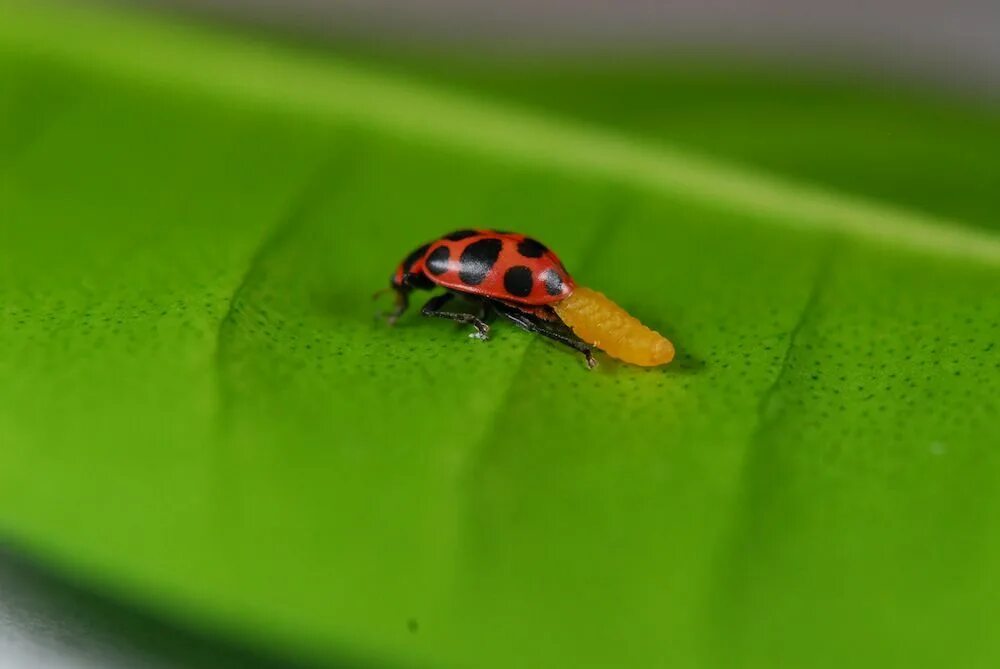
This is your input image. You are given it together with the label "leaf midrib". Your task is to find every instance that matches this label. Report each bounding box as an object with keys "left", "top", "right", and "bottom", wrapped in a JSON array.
[{"left": 3, "top": 1, "right": 1000, "bottom": 266}]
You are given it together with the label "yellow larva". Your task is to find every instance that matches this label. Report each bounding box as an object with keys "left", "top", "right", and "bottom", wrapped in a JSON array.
[{"left": 554, "top": 286, "right": 674, "bottom": 367}]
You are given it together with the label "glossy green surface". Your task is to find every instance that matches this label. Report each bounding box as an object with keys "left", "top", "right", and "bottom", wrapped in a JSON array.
[{"left": 1, "top": 3, "right": 999, "bottom": 668}]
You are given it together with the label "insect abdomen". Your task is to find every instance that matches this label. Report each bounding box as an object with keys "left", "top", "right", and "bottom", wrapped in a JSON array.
[{"left": 553, "top": 286, "right": 674, "bottom": 366}]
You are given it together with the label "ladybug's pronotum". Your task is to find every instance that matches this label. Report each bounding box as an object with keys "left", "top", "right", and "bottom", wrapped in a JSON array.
[{"left": 378, "top": 229, "right": 674, "bottom": 369}]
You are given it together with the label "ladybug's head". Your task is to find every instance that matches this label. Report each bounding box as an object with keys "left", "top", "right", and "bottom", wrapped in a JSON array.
[
  {"left": 391, "top": 266, "right": 434, "bottom": 291},
  {"left": 392, "top": 242, "right": 434, "bottom": 290},
  {"left": 390, "top": 265, "right": 406, "bottom": 289}
]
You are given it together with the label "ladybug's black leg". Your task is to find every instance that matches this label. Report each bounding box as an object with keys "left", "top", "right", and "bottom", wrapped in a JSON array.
[
  {"left": 492, "top": 302, "right": 596, "bottom": 369},
  {"left": 421, "top": 293, "right": 491, "bottom": 340},
  {"left": 388, "top": 287, "right": 411, "bottom": 325},
  {"left": 476, "top": 298, "right": 495, "bottom": 324},
  {"left": 375, "top": 286, "right": 410, "bottom": 326}
]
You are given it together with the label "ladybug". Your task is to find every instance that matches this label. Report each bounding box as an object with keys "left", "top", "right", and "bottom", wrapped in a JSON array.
[{"left": 379, "top": 229, "right": 675, "bottom": 369}]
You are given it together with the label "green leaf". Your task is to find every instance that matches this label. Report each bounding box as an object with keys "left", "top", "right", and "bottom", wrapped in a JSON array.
[{"left": 2, "top": 3, "right": 1000, "bottom": 668}]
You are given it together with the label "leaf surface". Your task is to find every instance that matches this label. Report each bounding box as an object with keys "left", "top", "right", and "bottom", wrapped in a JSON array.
[{"left": 1, "top": 3, "right": 999, "bottom": 668}]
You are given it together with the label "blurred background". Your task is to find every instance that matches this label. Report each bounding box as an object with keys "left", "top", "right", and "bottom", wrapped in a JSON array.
[
  {"left": 1, "top": 1, "right": 998, "bottom": 668},
  {"left": 122, "top": 0, "right": 1000, "bottom": 89}
]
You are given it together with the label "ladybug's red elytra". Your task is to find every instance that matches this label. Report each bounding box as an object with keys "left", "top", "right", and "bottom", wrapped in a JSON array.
[{"left": 380, "top": 229, "right": 674, "bottom": 369}]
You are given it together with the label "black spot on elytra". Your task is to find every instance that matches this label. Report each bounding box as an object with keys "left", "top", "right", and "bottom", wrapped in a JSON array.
[
  {"left": 504, "top": 266, "right": 534, "bottom": 297},
  {"left": 444, "top": 229, "right": 478, "bottom": 241},
  {"left": 541, "top": 269, "right": 564, "bottom": 296},
  {"left": 426, "top": 246, "right": 450, "bottom": 276},
  {"left": 459, "top": 238, "right": 503, "bottom": 285},
  {"left": 517, "top": 237, "right": 548, "bottom": 258},
  {"left": 402, "top": 243, "right": 429, "bottom": 272}
]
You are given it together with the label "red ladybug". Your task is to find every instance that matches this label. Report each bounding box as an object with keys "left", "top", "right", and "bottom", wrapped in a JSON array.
[
  {"left": 380, "top": 229, "right": 596, "bottom": 367},
  {"left": 380, "top": 229, "right": 675, "bottom": 369}
]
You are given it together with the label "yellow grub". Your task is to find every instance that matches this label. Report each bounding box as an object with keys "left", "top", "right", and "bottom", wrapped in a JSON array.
[{"left": 554, "top": 286, "right": 674, "bottom": 367}]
